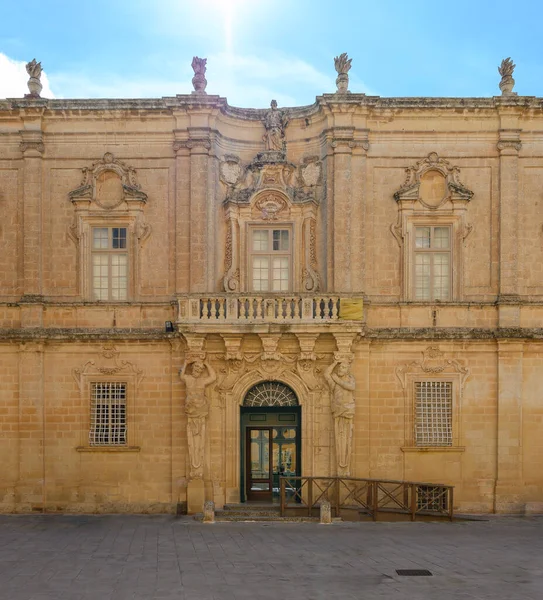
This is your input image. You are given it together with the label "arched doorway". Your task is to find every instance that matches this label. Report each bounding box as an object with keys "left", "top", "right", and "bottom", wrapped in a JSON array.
[{"left": 241, "top": 382, "right": 301, "bottom": 502}]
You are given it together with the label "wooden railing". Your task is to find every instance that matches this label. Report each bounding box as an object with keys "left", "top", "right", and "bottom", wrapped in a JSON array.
[
  {"left": 280, "top": 476, "right": 454, "bottom": 521},
  {"left": 177, "top": 295, "right": 344, "bottom": 323}
]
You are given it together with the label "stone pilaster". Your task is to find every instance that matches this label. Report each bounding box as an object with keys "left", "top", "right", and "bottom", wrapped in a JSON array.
[
  {"left": 497, "top": 124, "right": 522, "bottom": 325},
  {"left": 188, "top": 132, "right": 212, "bottom": 293},
  {"left": 330, "top": 128, "right": 354, "bottom": 292},
  {"left": 17, "top": 342, "right": 45, "bottom": 510},
  {"left": 173, "top": 128, "right": 191, "bottom": 292},
  {"left": 495, "top": 340, "right": 524, "bottom": 513},
  {"left": 351, "top": 130, "right": 369, "bottom": 294},
  {"left": 19, "top": 126, "right": 44, "bottom": 299}
]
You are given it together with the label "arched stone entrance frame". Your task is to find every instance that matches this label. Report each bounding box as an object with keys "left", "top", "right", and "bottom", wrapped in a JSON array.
[{"left": 222, "top": 369, "right": 314, "bottom": 504}]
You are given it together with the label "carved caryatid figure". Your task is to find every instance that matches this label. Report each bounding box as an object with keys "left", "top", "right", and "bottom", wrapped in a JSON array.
[
  {"left": 334, "top": 52, "right": 352, "bottom": 94},
  {"left": 180, "top": 359, "right": 216, "bottom": 478},
  {"left": 262, "top": 99, "right": 289, "bottom": 152},
  {"left": 324, "top": 360, "right": 355, "bottom": 476},
  {"left": 191, "top": 56, "right": 208, "bottom": 94},
  {"left": 25, "top": 58, "right": 42, "bottom": 98},
  {"left": 498, "top": 57, "right": 516, "bottom": 95}
]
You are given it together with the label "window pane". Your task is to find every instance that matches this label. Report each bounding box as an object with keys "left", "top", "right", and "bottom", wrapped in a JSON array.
[
  {"left": 111, "top": 255, "right": 128, "bottom": 300},
  {"left": 253, "top": 230, "right": 269, "bottom": 252},
  {"left": 433, "top": 227, "right": 450, "bottom": 249},
  {"left": 272, "top": 257, "right": 289, "bottom": 291},
  {"left": 92, "top": 255, "right": 109, "bottom": 300},
  {"left": 112, "top": 227, "right": 127, "bottom": 249},
  {"left": 415, "top": 227, "right": 431, "bottom": 249},
  {"left": 433, "top": 254, "right": 450, "bottom": 300},
  {"left": 93, "top": 228, "right": 109, "bottom": 249},
  {"left": 273, "top": 230, "right": 289, "bottom": 251},
  {"left": 414, "top": 254, "right": 431, "bottom": 300},
  {"left": 252, "top": 257, "right": 269, "bottom": 291}
]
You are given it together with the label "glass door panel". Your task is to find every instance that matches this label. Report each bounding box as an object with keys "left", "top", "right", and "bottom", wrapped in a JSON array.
[
  {"left": 272, "top": 427, "right": 298, "bottom": 499},
  {"left": 246, "top": 428, "right": 272, "bottom": 501}
]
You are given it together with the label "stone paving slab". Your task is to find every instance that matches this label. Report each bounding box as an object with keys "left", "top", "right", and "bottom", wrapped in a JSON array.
[{"left": 0, "top": 515, "right": 541, "bottom": 600}]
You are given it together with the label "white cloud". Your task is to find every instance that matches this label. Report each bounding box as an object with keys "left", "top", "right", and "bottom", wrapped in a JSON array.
[{"left": 0, "top": 53, "right": 55, "bottom": 99}]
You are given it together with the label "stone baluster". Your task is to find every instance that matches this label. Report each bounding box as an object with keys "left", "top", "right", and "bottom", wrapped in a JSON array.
[
  {"left": 255, "top": 297, "right": 262, "bottom": 319},
  {"left": 302, "top": 298, "right": 313, "bottom": 320},
  {"left": 331, "top": 297, "right": 339, "bottom": 319}
]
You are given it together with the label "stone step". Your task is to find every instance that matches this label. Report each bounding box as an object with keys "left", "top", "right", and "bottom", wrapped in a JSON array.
[
  {"left": 222, "top": 503, "right": 281, "bottom": 514},
  {"left": 195, "top": 514, "right": 319, "bottom": 523},
  {"left": 216, "top": 510, "right": 282, "bottom": 517}
]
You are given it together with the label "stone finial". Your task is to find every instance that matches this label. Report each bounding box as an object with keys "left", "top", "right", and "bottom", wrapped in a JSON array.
[
  {"left": 498, "top": 57, "right": 516, "bottom": 96},
  {"left": 334, "top": 53, "right": 352, "bottom": 94},
  {"left": 25, "top": 58, "right": 42, "bottom": 98},
  {"left": 191, "top": 56, "right": 207, "bottom": 94}
]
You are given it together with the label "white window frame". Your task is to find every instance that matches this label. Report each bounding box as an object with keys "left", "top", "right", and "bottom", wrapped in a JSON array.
[
  {"left": 400, "top": 216, "right": 464, "bottom": 302},
  {"left": 248, "top": 225, "right": 293, "bottom": 293},
  {"left": 91, "top": 226, "right": 129, "bottom": 301},
  {"left": 412, "top": 225, "right": 452, "bottom": 301}
]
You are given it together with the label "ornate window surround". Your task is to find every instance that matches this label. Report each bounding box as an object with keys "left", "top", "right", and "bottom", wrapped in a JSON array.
[
  {"left": 221, "top": 154, "right": 321, "bottom": 293},
  {"left": 68, "top": 153, "right": 151, "bottom": 301},
  {"left": 395, "top": 346, "right": 469, "bottom": 451},
  {"left": 72, "top": 345, "right": 143, "bottom": 452},
  {"left": 391, "top": 153, "right": 473, "bottom": 302}
]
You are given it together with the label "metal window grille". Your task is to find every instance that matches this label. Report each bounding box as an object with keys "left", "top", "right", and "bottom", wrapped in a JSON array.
[
  {"left": 417, "top": 485, "right": 448, "bottom": 512},
  {"left": 90, "top": 382, "right": 127, "bottom": 445},
  {"left": 244, "top": 382, "right": 298, "bottom": 407},
  {"left": 415, "top": 381, "right": 452, "bottom": 446}
]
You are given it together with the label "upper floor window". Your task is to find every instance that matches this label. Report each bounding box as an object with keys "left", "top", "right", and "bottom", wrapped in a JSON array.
[
  {"left": 414, "top": 226, "right": 451, "bottom": 301},
  {"left": 92, "top": 227, "right": 128, "bottom": 300},
  {"left": 250, "top": 227, "right": 291, "bottom": 292}
]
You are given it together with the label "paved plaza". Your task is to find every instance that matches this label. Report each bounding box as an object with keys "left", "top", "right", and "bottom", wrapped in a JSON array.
[{"left": 0, "top": 514, "right": 541, "bottom": 600}]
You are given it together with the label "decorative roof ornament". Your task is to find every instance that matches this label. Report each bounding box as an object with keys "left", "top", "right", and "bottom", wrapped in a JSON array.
[
  {"left": 334, "top": 53, "right": 352, "bottom": 94},
  {"left": 498, "top": 57, "right": 516, "bottom": 96},
  {"left": 25, "top": 59, "right": 42, "bottom": 98},
  {"left": 191, "top": 56, "right": 207, "bottom": 94},
  {"left": 262, "top": 99, "right": 289, "bottom": 154}
]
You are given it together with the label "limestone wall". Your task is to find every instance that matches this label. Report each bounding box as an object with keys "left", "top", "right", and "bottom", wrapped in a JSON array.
[{"left": 0, "top": 94, "right": 542, "bottom": 514}]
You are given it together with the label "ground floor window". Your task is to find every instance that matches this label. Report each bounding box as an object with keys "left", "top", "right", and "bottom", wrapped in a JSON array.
[
  {"left": 414, "top": 381, "right": 452, "bottom": 446},
  {"left": 90, "top": 382, "right": 127, "bottom": 445}
]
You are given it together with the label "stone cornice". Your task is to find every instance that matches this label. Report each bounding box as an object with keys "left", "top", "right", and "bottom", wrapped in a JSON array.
[
  {"left": 2, "top": 326, "right": 543, "bottom": 342},
  {"left": 2, "top": 95, "right": 543, "bottom": 121}
]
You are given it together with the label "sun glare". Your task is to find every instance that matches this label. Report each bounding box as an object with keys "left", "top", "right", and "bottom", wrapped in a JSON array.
[{"left": 205, "top": 0, "right": 249, "bottom": 53}]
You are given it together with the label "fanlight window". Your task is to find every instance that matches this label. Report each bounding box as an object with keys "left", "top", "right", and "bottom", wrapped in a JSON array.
[{"left": 244, "top": 382, "right": 298, "bottom": 407}]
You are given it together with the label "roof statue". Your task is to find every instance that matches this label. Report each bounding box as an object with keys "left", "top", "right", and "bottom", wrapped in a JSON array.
[
  {"left": 25, "top": 59, "right": 42, "bottom": 98},
  {"left": 498, "top": 57, "right": 516, "bottom": 96},
  {"left": 262, "top": 99, "right": 289, "bottom": 153},
  {"left": 334, "top": 52, "right": 352, "bottom": 94},
  {"left": 191, "top": 56, "right": 207, "bottom": 94}
]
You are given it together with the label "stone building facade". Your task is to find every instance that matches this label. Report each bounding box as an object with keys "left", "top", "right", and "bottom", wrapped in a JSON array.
[{"left": 1, "top": 59, "right": 542, "bottom": 514}]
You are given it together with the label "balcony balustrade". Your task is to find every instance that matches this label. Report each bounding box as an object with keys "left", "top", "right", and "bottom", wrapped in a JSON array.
[{"left": 177, "top": 294, "right": 362, "bottom": 324}]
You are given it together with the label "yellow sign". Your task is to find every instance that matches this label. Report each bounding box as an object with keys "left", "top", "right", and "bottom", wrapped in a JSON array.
[{"left": 339, "top": 298, "right": 364, "bottom": 320}]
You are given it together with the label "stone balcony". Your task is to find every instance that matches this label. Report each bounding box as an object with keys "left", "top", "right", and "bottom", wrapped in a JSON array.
[{"left": 176, "top": 294, "right": 364, "bottom": 333}]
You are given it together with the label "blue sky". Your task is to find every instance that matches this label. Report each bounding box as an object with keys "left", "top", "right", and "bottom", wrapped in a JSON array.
[{"left": 1, "top": 0, "right": 542, "bottom": 106}]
